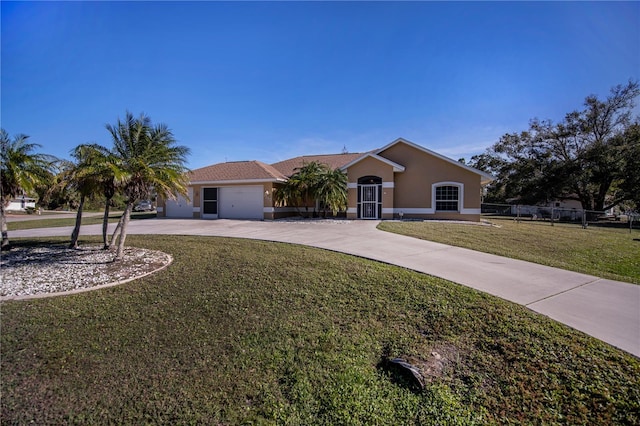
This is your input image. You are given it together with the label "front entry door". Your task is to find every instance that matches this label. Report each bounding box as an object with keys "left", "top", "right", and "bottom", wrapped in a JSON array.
[{"left": 360, "top": 184, "right": 379, "bottom": 219}]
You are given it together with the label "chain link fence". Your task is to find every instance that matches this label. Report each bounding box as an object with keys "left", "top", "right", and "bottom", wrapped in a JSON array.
[{"left": 481, "top": 203, "right": 639, "bottom": 231}]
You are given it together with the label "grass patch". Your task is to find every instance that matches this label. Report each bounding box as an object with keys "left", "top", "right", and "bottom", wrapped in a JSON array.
[
  {"left": 7, "top": 212, "right": 156, "bottom": 231},
  {"left": 2, "top": 235, "right": 638, "bottom": 424},
  {"left": 378, "top": 217, "right": 640, "bottom": 284}
]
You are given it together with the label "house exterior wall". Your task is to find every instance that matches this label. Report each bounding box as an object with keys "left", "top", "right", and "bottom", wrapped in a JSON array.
[
  {"left": 345, "top": 157, "right": 395, "bottom": 219},
  {"left": 194, "top": 182, "right": 275, "bottom": 219},
  {"left": 159, "top": 182, "right": 278, "bottom": 220},
  {"left": 156, "top": 191, "right": 194, "bottom": 218},
  {"left": 6, "top": 198, "right": 37, "bottom": 211},
  {"left": 378, "top": 143, "right": 482, "bottom": 221}
]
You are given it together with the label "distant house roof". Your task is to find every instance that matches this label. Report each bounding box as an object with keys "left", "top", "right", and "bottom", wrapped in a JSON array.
[
  {"left": 189, "top": 160, "right": 287, "bottom": 183},
  {"left": 271, "top": 152, "right": 365, "bottom": 177}
]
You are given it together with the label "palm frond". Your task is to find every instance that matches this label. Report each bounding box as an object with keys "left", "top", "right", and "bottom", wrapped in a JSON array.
[{"left": 1, "top": 129, "right": 57, "bottom": 202}]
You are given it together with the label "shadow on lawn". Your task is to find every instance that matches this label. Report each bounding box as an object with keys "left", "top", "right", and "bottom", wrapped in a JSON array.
[{"left": 1, "top": 242, "right": 114, "bottom": 269}]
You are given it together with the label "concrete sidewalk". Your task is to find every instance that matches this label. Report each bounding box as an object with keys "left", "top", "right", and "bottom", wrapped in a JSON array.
[{"left": 9, "top": 218, "right": 640, "bottom": 357}]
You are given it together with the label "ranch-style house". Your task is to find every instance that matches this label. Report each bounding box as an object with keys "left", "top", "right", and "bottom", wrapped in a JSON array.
[{"left": 157, "top": 138, "right": 493, "bottom": 221}]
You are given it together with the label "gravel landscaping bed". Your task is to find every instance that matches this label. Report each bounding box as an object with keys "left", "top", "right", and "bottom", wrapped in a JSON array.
[{"left": 1, "top": 244, "right": 172, "bottom": 300}]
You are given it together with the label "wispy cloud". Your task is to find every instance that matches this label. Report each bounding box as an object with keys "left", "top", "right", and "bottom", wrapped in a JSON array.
[{"left": 435, "top": 143, "right": 492, "bottom": 160}]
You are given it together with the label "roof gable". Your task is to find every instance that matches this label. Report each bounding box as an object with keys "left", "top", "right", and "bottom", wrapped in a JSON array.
[
  {"left": 189, "top": 160, "right": 286, "bottom": 183},
  {"left": 339, "top": 153, "right": 405, "bottom": 172},
  {"left": 377, "top": 138, "right": 494, "bottom": 184}
]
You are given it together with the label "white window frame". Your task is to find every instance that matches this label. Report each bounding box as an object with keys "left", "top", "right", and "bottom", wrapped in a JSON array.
[{"left": 432, "top": 182, "right": 463, "bottom": 212}]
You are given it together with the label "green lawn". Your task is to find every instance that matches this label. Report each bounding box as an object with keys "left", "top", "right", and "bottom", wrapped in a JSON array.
[
  {"left": 2, "top": 235, "right": 638, "bottom": 424},
  {"left": 6, "top": 212, "right": 156, "bottom": 231},
  {"left": 378, "top": 217, "right": 640, "bottom": 284}
]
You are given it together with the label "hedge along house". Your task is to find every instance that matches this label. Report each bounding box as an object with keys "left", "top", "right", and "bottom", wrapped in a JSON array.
[{"left": 157, "top": 138, "right": 493, "bottom": 221}]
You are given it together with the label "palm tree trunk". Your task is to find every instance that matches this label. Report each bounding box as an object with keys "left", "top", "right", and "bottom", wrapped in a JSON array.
[
  {"left": 109, "top": 214, "right": 125, "bottom": 249},
  {"left": 102, "top": 199, "right": 111, "bottom": 249},
  {"left": 69, "top": 195, "right": 85, "bottom": 249},
  {"left": 115, "top": 202, "right": 134, "bottom": 261},
  {"left": 1, "top": 201, "right": 10, "bottom": 251}
]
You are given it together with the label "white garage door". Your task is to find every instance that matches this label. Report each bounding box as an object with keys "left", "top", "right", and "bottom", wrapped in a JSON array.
[
  {"left": 165, "top": 189, "right": 193, "bottom": 218},
  {"left": 219, "top": 186, "right": 263, "bottom": 219}
]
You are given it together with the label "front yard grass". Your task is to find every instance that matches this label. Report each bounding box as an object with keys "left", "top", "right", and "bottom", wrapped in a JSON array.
[
  {"left": 378, "top": 217, "right": 640, "bottom": 284},
  {"left": 1, "top": 235, "right": 638, "bottom": 424},
  {"left": 6, "top": 212, "right": 156, "bottom": 231}
]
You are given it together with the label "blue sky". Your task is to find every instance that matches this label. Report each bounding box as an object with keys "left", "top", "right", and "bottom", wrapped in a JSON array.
[{"left": 2, "top": 1, "right": 638, "bottom": 170}]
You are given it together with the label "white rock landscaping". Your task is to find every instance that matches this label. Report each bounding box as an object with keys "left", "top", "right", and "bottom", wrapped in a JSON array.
[{"left": 1, "top": 244, "right": 172, "bottom": 300}]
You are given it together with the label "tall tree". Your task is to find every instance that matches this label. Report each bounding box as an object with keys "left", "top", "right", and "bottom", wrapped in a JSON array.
[
  {"left": 106, "top": 112, "right": 190, "bottom": 261},
  {"left": 0, "top": 129, "right": 56, "bottom": 250},
  {"left": 63, "top": 144, "right": 118, "bottom": 249},
  {"left": 71, "top": 143, "right": 124, "bottom": 249},
  {"left": 55, "top": 158, "right": 90, "bottom": 250},
  {"left": 611, "top": 122, "right": 640, "bottom": 209},
  {"left": 478, "top": 80, "right": 639, "bottom": 210},
  {"left": 467, "top": 152, "right": 509, "bottom": 203}
]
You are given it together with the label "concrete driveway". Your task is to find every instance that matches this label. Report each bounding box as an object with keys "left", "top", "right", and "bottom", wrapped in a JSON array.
[{"left": 9, "top": 218, "right": 640, "bottom": 357}]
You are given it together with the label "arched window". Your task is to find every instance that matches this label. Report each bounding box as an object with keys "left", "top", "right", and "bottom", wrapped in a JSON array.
[
  {"left": 357, "top": 176, "right": 382, "bottom": 185},
  {"left": 434, "top": 184, "right": 460, "bottom": 211}
]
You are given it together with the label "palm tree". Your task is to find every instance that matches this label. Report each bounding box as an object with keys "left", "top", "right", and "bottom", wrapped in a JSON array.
[
  {"left": 273, "top": 161, "right": 347, "bottom": 218},
  {"left": 55, "top": 159, "right": 86, "bottom": 249},
  {"left": 106, "top": 112, "right": 190, "bottom": 261},
  {"left": 0, "top": 129, "right": 56, "bottom": 250},
  {"left": 317, "top": 167, "right": 348, "bottom": 217},
  {"left": 46, "top": 171, "right": 80, "bottom": 211},
  {"left": 69, "top": 143, "right": 123, "bottom": 249},
  {"left": 64, "top": 144, "right": 118, "bottom": 249},
  {"left": 273, "top": 178, "right": 303, "bottom": 216},
  {"left": 290, "top": 161, "right": 326, "bottom": 217}
]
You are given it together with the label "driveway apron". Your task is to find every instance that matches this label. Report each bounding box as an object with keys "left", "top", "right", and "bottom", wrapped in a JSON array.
[{"left": 9, "top": 218, "right": 640, "bottom": 357}]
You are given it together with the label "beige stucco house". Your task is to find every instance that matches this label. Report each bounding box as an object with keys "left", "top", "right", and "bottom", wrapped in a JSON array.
[{"left": 157, "top": 138, "right": 493, "bottom": 221}]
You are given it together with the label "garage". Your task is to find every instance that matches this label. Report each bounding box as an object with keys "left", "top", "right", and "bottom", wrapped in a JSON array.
[
  {"left": 219, "top": 186, "right": 264, "bottom": 219},
  {"left": 165, "top": 188, "right": 193, "bottom": 218}
]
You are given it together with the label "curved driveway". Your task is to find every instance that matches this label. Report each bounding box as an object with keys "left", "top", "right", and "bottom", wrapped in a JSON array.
[{"left": 10, "top": 218, "right": 640, "bottom": 357}]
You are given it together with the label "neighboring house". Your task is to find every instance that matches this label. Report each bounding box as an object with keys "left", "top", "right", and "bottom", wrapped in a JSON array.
[
  {"left": 5, "top": 196, "right": 37, "bottom": 212},
  {"left": 157, "top": 138, "right": 493, "bottom": 221}
]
